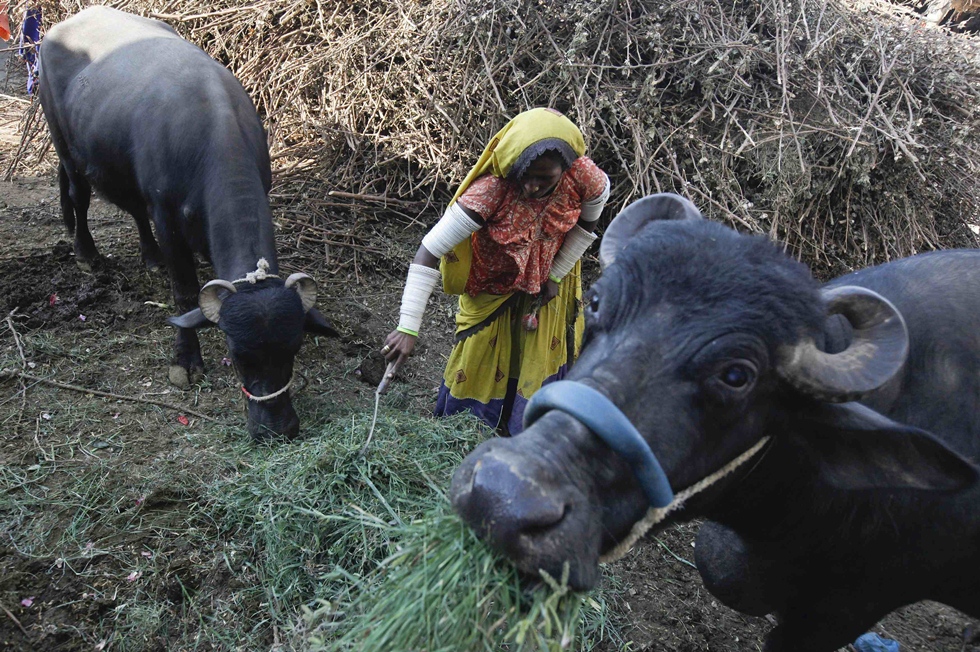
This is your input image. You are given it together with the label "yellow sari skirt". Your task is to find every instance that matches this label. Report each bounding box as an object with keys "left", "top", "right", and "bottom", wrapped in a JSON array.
[{"left": 434, "top": 261, "right": 585, "bottom": 434}]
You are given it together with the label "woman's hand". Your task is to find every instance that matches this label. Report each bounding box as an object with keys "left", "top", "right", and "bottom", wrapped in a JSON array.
[
  {"left": 379, "top": 329, "right": 418, "bottom": 392},
  {"left": 539, "top": 279, "right": 561, "bottom": 304}
]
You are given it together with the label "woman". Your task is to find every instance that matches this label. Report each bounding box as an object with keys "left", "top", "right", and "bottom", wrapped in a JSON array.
[{"left": 382, "top": 107, "right": 610, "bottom": 434}]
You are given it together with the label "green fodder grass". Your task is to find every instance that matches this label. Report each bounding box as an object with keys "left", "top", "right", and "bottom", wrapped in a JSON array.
[
  {"left": 0, "top": 358, "right": 622, "bottom": 651},
  {"left": 214, "top": 408, "right": 623, "bottom": 651},
  {"left": 300, "top": 508, "right": 618, "bottom": 652},
  {"left": 2, "top": 316, "right": 622, "bottom": 649}
]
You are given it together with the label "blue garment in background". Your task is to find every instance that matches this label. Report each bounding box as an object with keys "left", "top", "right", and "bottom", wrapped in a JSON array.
[
  {"left": 19, "top": 6, "right": 41, "bottom": 94},
  {"left": 853, "top": 632, "right": 900, "bottom": 652}
]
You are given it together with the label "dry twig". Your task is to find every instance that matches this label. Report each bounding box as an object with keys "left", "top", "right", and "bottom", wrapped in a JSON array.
[
  {"left": 0, "top": 369, "right": 217, "bottom": 422},
  {"left": 0, "top": 603, "right": 31, "bottom": 641},
  {"left": 5, "top": 309, "right": 29, "bottom": 426}
]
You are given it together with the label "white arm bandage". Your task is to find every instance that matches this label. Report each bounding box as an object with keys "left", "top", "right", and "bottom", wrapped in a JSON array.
[
  {"left": 549, "top": 224, "right": 599, "bottom": 282},
  {"left": 579, "top": 174, "right": 611, "bottom": 223},
  {"left": 421, "top": 202, "right": 483, "bottom": 258},
  {"left": 397, "top": 264, "right": 441, "bottom": 336}
]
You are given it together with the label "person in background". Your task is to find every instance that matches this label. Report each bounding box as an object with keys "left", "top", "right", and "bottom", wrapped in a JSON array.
[
  {"left": 0, "top": 3, "right": 12, "bottom": 42},
  {"left": 19, "top": 5, "right": 41, "bottom": 94},
  {"left": 382, "top": 107, "right": 610, "bottom": 435}
]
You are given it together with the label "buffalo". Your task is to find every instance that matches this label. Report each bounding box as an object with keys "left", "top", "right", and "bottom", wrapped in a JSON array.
[
  {"left": 38, "top": 7, "right": 336, "bottom": 440},
  {"left": 451, "top": 193, "right": 980, "bottom": 651}
]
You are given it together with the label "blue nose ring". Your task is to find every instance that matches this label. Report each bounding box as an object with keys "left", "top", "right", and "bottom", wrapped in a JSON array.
[{"left": 524, "top": 380, "right": 675, "bottom": 508}]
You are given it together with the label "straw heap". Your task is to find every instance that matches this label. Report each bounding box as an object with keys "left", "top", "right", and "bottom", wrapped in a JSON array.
[{"left": 8, "top": 0, "right": 980, "bottom": 279}]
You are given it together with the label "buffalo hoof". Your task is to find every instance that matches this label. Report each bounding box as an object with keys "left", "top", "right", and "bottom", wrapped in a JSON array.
[
  {"left": 168, "top": 364, "right": 203, "bottom": 389},
  {"left": 141, "top": 246, "right": 166, "bottom": 273},
  {"left": 74, "top": 242, "right": 99, "bottom": 272}
]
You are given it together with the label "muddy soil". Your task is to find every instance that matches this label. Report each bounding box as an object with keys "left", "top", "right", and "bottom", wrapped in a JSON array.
[{"left": 1, "top": 50, "right": 978, "bottom": 652}]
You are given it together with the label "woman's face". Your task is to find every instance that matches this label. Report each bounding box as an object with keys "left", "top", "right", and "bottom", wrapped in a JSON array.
[{"left": 519, "top": 154, "right": 565, "bottom": 199}]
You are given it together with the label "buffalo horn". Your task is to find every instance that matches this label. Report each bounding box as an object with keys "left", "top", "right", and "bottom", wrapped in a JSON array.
[
  {"left": 777, "top": 285, "right": 909, "bottom": 403},
  {"left": 285, "top": 273, "right": 318, "bottom": 313},
  {"left": 598, "top": 193, "right": 704, "bottom": 270},
  {"left": 198, "top": 279, "right": 237, "bottom": 323}
]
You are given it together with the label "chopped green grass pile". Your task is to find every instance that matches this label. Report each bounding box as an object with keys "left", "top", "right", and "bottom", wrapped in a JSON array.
[
  {"left": 0, "top": 325, "right": 621, "bottom": 652},
  {"left": 0, "top": 396, "right": 621, "bottom": 650},
  {"left": 212, "top": 405, "right": 623, "bottom": 650},
  {"left": 302, "top": 508, "right": 616, "bottom": 652}
]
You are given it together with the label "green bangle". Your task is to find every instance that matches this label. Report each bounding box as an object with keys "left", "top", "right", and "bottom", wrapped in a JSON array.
[
  {"left": 549, "top": 274, "right": 563, "bottom": 284},
  {"left": 396, "top": 326, "right": 419, "bottom": 337}
]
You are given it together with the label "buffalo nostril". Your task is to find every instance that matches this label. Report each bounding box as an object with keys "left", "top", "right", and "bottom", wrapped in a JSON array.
[{"left": 453, "top": 455, "right": 568, "bottom": 554}]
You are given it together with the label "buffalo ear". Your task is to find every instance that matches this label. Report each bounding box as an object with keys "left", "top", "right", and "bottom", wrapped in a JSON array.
[
  {"left": 304, "top": 306, "right": 339, "bottom": 336},
  {"left": 793, "top": 401, "right": 977, "bottom": 492},
  {"left": 285, "top": 273, "right": 318, "bottom": 313},
  {"left": 168, "top": 308, "right": 214, "bottom": 330},
  {"left": 199, "top": 279, "right": 237, "bottom": 323}
]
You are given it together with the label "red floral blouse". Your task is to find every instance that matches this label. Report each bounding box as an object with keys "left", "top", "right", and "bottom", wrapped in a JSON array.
[{"left": 456, "top": 156, "right": 607, "bottom": 296}]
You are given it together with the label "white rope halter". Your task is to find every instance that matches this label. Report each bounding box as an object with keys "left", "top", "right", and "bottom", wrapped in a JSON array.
[
  {"left": 599, "top": 436, "right": 771, "bottom": 564},
  {"left": 232, "top": 258, "right": 279, "bottom": 285},
  {"left": 215, "top": 259, "right": 295, "bottom": 402},
  {"left": 241, "top": 372, "right": 295, "bottom": 402}
]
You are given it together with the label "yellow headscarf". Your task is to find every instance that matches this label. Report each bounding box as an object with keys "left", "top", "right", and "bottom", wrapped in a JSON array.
[{"left": 440, "top": 108, "right": 587, "bottom": 295}]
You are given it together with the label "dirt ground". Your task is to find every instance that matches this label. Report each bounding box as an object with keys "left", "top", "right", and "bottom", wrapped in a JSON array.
[{"left": 1, "top": 47, "right": 978, "bottom": 652}]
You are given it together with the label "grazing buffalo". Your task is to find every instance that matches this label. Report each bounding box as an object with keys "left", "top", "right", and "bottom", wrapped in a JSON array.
[
  {"left": 38, "top": 6, "right": 336, "bottom": 441},
  {"left": 451, "top": 193, "right": 980, "bottom": 652}
]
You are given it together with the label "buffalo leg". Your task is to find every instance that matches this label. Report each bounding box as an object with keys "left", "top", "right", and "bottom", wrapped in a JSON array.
[
  {"left": 118, "top": 200, "right": 165, "bottom": 271},
  {"left": 763, "top": 601, "right": 883, "bottom": 652},
  {"left": 937, "top": 584, "right": 980, "bottom": 621},
  {"left": 60, "top": 163, "right": 98, "bottom": 270},
  {"left": 134, "top": 210, "right": 165, "bottom": 271},
  {"left": 58, "top": 163, "right": 75, "bottom": 236},
  {"left": 153, "top": 206, "right": 204, "bottom": 388}
]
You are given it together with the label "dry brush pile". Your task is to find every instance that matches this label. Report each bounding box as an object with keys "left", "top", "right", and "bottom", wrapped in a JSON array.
[{"left": 11, "top": 0, "right": 980, "bottom": 279}]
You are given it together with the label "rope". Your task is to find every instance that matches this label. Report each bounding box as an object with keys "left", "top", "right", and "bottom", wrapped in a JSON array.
[
  {"left": 242, "top": 372, "right": 294, "bottom": 402},
  {"left": 231, "top": 257, "right": 279, "bottom": 285},
  {"left": 599, "top": 436, "right": 771, "bottom": 565},
  {"left": 226, "top": 258, "right": 288, "bottom": 402}
]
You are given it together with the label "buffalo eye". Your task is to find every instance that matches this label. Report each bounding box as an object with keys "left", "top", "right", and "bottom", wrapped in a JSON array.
[
  {"left": 719, "top": 362, "right": 755, "bottom": 389},
  {"left": 587, "top": 292, "right": 600, "bottom": 314}
]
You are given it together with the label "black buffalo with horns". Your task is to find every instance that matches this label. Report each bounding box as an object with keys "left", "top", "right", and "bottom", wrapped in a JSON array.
[
  {"left": 451, "top": 193, "right": 980, "bottom": 652},
  {"left": 38, "top": 7, "right": 337, "bottom": 440}
]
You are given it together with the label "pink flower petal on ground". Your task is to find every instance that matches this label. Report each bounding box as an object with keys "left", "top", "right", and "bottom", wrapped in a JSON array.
[
  {"left": 221, "top": 357, "right": 232, "bottom": 366},
  {"left": 177, "top": 415, "right": 190, "bottom": 426},
  {"left": 20, "top": 597, "right": 34, "bottom": 607},
  {"left": 78, "top": 314, "right": 86, "bottom": 321},
  {"left": 141, "top": 551, "right": 152, "bottom": 558},
  {"left": 126, "top": 571, "right": 142, "bottom": 582},
  {"left": 48, "top": 293, "right": 58, "bottom": 306}
]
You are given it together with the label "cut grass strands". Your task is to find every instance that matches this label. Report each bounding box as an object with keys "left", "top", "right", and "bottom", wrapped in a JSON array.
[
  {"left": 215, "top": 410, "right": 621, "bottom": 650},
  {"left": 0, "top": 378, "right": 621, "bottom": 650},
  {"left": 301, "top": 507, "right": 617, "bottom": 652}
]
